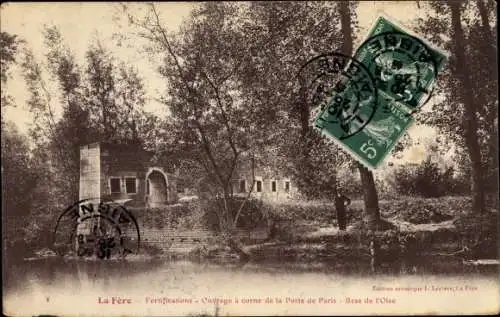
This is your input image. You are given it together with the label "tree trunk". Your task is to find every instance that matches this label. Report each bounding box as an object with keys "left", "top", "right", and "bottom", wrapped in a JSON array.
[
  {"left": 358, "top": 163, "right": 381, "bottom": 229},
  {"left": 339, "top": 1, "right": 381, "bottom": 229},
  {"left": 298, "top": 84, "right": 310, "bottom": 139},
  {"left": 477, "top": 0, "right": 498, "bottom": 197},
  {"left": 449, "top": 2, "right": 486, "bottom": 213},
  {"left": 339, "top": 1, "right": 353, "bottom": 55},
  {"left": 226, "top": 224, "right": 250, "bottom": 262},
  {"left": 476, "top": 0, "right": 494, "bottom": 42},
  {"left": 227, "top": 232, "right": 250, "bottom": 262},
  {"left": 222, "top": 193, "right": 251, "bottom": 262},
  {"left": 331, "top": 172, "right": 345, "bottom": 230}
]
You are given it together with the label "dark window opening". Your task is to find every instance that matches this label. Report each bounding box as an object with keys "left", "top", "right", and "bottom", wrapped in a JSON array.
[
  {"left": 110, "top": 178, "right": 121, "bottom": 193},
  {"left": 146, "top": 180, "right": 150, "bottom": 195},
  {"left": 125, "top": 178, "right": 137, "bottom": 194},
  {"left": 271, "top": 181, "right": 277, "bottom": 192},
  {"left": 239, "top": 179, "right": 246, "bottom": 193},
  {"left": 256, "top": 180, "right": 262, "bottom": 192},
  {"left": 285, "top": 181, "right": 290, "bottom": 193},
  {"left": 177, "top": 183, "right": 183, "bottom": 193}
]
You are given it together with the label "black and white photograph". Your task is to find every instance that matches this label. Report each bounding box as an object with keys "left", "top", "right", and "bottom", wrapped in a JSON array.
[{"left": 1, "top": 1, "right": 498, "bottom": 315}]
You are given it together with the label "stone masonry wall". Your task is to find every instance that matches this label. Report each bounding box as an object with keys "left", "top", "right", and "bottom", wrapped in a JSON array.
[
  {"left": 123, "top": 205, "right": 268, "bottom": 255},
  {"left": 79, "top": 143, "right": 101, "bottom": 202}
]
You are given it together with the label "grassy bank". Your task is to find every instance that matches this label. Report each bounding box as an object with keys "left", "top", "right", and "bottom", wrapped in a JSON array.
[
  {"left": 124, "top": 196, "right": 497, "bottom": 262},
  {"left": 18, "top": 196, "right": 496, "bottom": 263}
]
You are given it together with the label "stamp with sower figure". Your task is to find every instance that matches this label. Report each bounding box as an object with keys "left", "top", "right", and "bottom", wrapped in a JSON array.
[{"left": 301, "top": 16, "right": 447, "bottom": 169}]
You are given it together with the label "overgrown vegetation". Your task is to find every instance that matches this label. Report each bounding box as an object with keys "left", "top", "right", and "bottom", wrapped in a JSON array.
[
  {"left": 454, "top": 211, "right": 498, "bottom": 258},
  {"left": 389, "top": 157, "right": 470, "bottom": 197},
  {"left": 1, "top": 2, "right": 497, "bottom": 262}
]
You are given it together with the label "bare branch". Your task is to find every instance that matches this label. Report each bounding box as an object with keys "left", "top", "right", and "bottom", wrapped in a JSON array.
[
  {"left": 200, "top": 70, "right": 240, "bottom": 182},
  {"left": 24, "top": 58, "right": 73, "bottom": 173},
  {"left": 150, "top": 4, "right": 189, "bottom": 89},
  {"left": 147, "top": 3, "right": 230, "bottom": 184},
  {"left": 193, "top": 120, "right": 225, "bottom": 186}
]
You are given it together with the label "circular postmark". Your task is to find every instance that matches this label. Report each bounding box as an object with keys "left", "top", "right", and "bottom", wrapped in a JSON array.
[
  {"left": 356, "top": 31, "right": 440, "bottom": 114},
  {"left": 298, "top": 52, "right": 378, "bottom": 140},
  {"left": 53, "top": 198, "right": 141, "bottom": 258}
]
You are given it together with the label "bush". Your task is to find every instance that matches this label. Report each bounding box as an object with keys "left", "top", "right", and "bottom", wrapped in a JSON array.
[
  {"left": 453, "top": 211, "right": 498, "bottom": 258},
  {"left": 375, "top": 177, "right": 398, "bottom": 200},
  {"left": 406, "top": 207, "right": 453, "bottom": 224},
  {"left": 134, "top": 197, "right": 272, "bottom": 233},
  {"left": 268, "top": 201, "right": 363, "bottom": 224},
  {"left": 379, "top": 196, "right": 463, "bottom": 224},
  {"left": 201, "top": 197, "right": 269, "bottom": 231},
  {"left": 137, "top": 204, "right": 192, "bottom": 229},
  {"left": 339, "top": 177, "right": 364, "bottom": 199},
  {"left": 139, "top": 243, "right": 164, "bottom": 257},
  {"left": 390, "top": 158, "right": 469, "bottom": 197}
]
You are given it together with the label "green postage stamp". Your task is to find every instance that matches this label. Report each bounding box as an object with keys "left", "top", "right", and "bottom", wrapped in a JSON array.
[{"left": 314, "top": 16, "right": 447, "bottom": 169}]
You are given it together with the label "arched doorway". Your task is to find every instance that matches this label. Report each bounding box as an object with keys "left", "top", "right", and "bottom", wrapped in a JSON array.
[{"left": 146, "top": 170, "right": 168, "bottom": 207}]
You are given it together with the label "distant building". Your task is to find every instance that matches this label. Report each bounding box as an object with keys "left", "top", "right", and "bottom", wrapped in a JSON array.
[
  {"left": 79, "top": 142, "right": 179, "bottom": 207},
  {"left": 232, "top": 163, "right": 297, "bottom": 203},
  {"left": 79, "top": 142, "right": 297, "bottom": 207}
]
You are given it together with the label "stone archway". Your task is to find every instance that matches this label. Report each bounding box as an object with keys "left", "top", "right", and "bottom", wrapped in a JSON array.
[{"left": 146, "top": 169, "right": 168, "bottom": 207}]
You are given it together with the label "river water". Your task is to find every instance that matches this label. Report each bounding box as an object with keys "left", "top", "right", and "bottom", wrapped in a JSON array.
[{"left": 3, "top": 257, "right": 499, "bottom": 316}]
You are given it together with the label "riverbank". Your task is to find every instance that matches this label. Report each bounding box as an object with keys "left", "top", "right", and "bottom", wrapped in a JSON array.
[{"left": 14, "top": 196, "right": 498, "bottom": 266}]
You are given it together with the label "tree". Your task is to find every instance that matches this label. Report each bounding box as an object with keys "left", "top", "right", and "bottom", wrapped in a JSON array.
[
  {"left": 416, "top": 0, "right": 497, "bottom": 212},
  {"left": 1, "top": 31, "right": 22, "bottom": 109},
  {"left": 83, "top": 40, "right": 117, "bottom": 141},
  {"left": 83, "top": 38, "right": 149, "bottom": 145},
  {"left": 43, "top": 25, "right": 93, "bottom": 203},
  {"left": 241, "top": 1, "right": 384, "bottom": 230},
  {"left": 236, "top": 2, "right": 351, "bottom": 207},
  {"left": 469, "top": 0, "right": 498, "bottom": 195},
  {"left": 20, "top": 46, "right": 57, "bottom": 146},
  {"left": 1, "top": 122, "right": 38, "bottom": 256},
  {"left": 338, "top": 1, "right": 381, "bottom": 229},
  {"left": 0, "top": 32, "right": 31, "bottom": 254},
  {"left": 449, "top": 1, "right": 485, "bottom": 212},
  {"left": 20, "top": 25, "right": 152, "bottom": 213},
  {"left": 122, "top": 2, "right": 286, "bottom": 259},
  {"left": 114, "top": 62, "right": 147, "bottom": 144},
  {"left": 391, "top": 157, "right": 457, "bottom": 198}
]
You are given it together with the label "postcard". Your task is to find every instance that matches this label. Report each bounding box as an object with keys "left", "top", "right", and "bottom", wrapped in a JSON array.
[{"left": 2, "top": 1, "right": 498, "bottom": 316}]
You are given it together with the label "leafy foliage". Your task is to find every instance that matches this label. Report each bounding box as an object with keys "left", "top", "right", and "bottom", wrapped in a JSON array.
[
  {"left": 454, "top": 211, "right": 498, "bottom": 258},
  {"left": 415, "top": 0, "right": 498, "bottom": 211},
  {"left": 269, "top": 201, "right": 363, "bottom": 225},
  {"left": 237, "top": 2, "right": 350, "bottom": 199},
  {"left": 380, "top": 196, "right": 469, "bottom": 224},
  {"left": 389, "top": 158, "right": 466, "bottom": 197},
  {"left": 0, "top": 32, "right": 19, "bottom": 83},
  {"left": 2, "top": 2, "right": 497, "bottom": 260},
  {"left": 1, "top": 122, "right": 39, "bottom": 255},
  {"left": 6, "top": 26, "right": 158, "bottom": 258},
  {"left": 1, "top": 31, "right": 23, "bottom": 108}
]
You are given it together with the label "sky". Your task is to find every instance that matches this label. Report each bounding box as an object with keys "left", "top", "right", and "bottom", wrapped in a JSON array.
[
  {"left": 1, "top": 2, "right": 195, "bottom": 128},
  {"left": 1, "top": 2, "right": 445, "bottom": 166}
]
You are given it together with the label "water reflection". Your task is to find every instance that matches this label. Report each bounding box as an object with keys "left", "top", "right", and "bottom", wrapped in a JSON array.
[
  {"left": 3, "top": 257, "right": 498, "bottom": 316},
  {"left": 5, "top": 256, "right": 497, "bottom": 291}
]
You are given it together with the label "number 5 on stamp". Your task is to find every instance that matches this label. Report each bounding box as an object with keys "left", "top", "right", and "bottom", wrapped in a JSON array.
[{"left": 314, "top": 15, "right": 447, "bottom": 169}]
